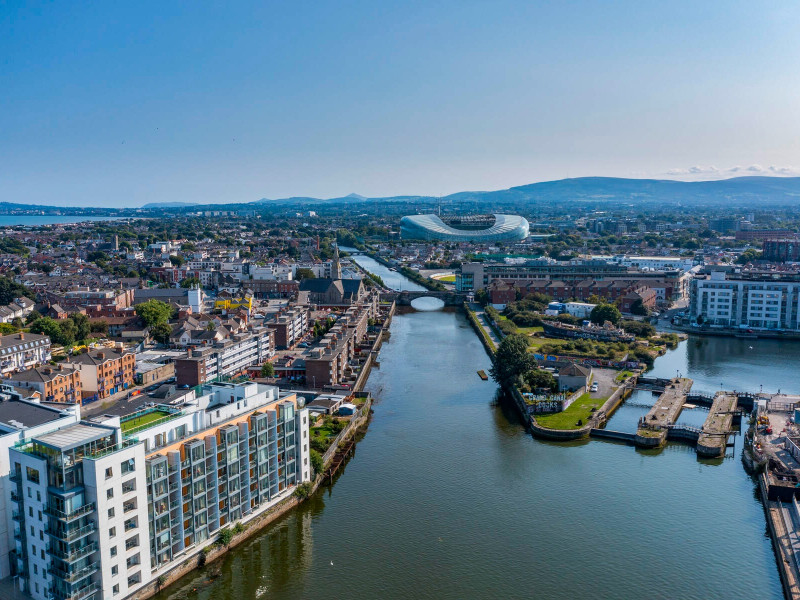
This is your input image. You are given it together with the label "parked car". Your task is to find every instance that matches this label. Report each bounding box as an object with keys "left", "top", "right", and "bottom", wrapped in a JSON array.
[{"left": 590, "top": 382, "right": 599, "bottom": 392}]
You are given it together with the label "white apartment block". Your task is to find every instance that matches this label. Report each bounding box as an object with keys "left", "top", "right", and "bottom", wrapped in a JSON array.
[
  {"left": 0, "top": 333, "right": 52, "bottom": 376},
  {"left": 690, "top": 271, "right": 800, "bottom": 330},
  {"left": 5, "top": 381, "right": 311, "bottom": 600}
]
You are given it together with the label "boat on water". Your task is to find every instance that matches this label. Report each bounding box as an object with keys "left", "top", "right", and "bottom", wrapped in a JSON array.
[{"left": 541, "top": 320, "right": 636, "bottom": 343}]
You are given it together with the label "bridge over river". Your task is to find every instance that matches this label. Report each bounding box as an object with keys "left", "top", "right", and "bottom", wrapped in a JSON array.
[{"left": 380, "top": 290, "right": 470, "bottom": 306}]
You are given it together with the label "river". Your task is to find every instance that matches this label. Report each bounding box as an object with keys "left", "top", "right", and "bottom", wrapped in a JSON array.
[{"left": 153, "top": 258, "right": 785, "bottom": 600}]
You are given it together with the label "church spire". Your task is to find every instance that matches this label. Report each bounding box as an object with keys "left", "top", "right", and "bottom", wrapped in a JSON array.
[{"left": 332, "top": 242, "right": 342, "bottom": 280}]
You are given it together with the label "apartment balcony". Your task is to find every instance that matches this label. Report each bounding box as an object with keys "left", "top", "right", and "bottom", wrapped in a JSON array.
[
  {"left": 10, "top": 471, "right": 22, "bottom": 483},
  {"left": 10, "top": 490, "right": 21, "bottom": 503},
  {"left": 12, "top": 510, "right": 24, "bottom": 522},
  {"left": 48, "top": 563, "right": 99, "bottom": 584},
  {"left": 47, "top": 521, "right": 96, "bottom": 543},
  {"left": 47, "top": 541, "right": 98, "bottom": 563},
  {"left": 45, "top": 502, "right": 96, "bottom": 523},
  {"left": 50, "top": 581, "right": 99, "bottom": 600},
  {"left": 13, "top": 529, "right": 25, "bottom": 541}
]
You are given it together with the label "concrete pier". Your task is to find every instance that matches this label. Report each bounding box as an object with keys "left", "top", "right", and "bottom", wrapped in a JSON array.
[
  {"left": 697, "top": 393, "right": 737, "bottom": 457},
  {"left": 635, "top": 378, "right": 693, "bottom": 448}
]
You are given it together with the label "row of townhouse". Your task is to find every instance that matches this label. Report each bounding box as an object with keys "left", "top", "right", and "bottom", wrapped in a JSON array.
[
  {"left": 304, "top": 303, "right": 375, "bottom": 389},
  {"left": 516, "top": 278, "right": 673, "bottom": 307},
  {"left": 0, "top": 297, "right": 35, "bottom": 323},
  {"left": 4, "top": 381, "right": 311, "bottom": 600}
]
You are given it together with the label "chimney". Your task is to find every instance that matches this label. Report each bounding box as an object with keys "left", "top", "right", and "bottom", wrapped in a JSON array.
[
  {"left": 18, "top": 333, "right": 24, "bottom": 340},
  {"left": 58, "top": 364, "right": 64, "bottom": 371}
]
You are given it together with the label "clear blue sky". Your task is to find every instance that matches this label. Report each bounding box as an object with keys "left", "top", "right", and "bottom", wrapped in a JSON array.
[{"left": 2, "top": 1, "right": 799, "bottom": 206}]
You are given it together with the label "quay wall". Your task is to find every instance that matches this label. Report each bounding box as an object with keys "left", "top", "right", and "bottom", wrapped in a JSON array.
[{"left": 127, "top": 308, "right": 392, "bottom": 600}]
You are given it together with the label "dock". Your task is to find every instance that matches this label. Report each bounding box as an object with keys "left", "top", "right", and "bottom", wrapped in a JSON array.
[
  {"left": 635, "top": 378, "right": 693, "bottom": 448},
  {"left": 696, "top": 393, "right": 738, "bottom": 457}
]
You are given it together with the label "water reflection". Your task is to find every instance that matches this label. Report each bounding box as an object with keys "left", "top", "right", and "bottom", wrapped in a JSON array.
[{"left": 410, "top": 296, "right": 445, "bottom": 311}]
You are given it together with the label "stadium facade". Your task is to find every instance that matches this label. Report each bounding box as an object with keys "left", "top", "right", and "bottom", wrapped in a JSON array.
[{"left": 400, "top": 214, "right": 529, "bottom": 242}]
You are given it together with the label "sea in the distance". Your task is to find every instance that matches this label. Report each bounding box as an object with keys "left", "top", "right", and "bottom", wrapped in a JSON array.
[{"left": 0, "top": 215, "right": 129, "bottom": 227}]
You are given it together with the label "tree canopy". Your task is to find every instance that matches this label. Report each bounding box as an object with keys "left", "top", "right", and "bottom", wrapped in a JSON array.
[
  {"left": 589, "top": 303, "right": 621, "bottom": 326},
  {"left": 489, "top": 333, "right": 534, "bottom": 388},
  {"left": 135, "top": 299, "right": 173, "bottom": 327}
]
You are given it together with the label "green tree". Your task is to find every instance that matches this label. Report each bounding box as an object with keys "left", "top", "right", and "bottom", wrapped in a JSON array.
[
  {"left": 629, "top": 298, "right": 649, "bottom": 316},
  {"left": 169, "top": 255, "right": 185, "bottom": 267},
  {"left": 590, "top": 303, "right": 622, "bottom": 326},
  {"left": 29, "top": 317, "right": 64, "bottom": 344},
  {"left": 69, "top": 313, "right": 91, "bottom": 341},
  {"left": 489, "top": 334, "right": 534, "bottom": 388},
  {"left": 295, "top": 268, "right": 316, "bottom": 280},
  {"left": 0, "top": 323, "right": 17, "bottom": 335},
  {"left": 474, "top": 288, "right": 489, "bottom": 306},
  {"left": 180, "top": 276, "right": 201, "bottom": 288},
  {"left": 150, "top": 322, "right": 173, "bottom": 344},
  {"left": 618, "top": 319, "right": 655, "bottom": 338},
  {"left": 0, "top": 276, "right": 35, "bottom": 306},
  {"left": 90, "top": 320, "right": 109, "bottom": 335},
  {"left": 260, "top": 362, "right": 275, "bottom": 378},
  {"left": 135, "top": 299, "right": 173, "bottom": 327},
  {"left": 523, "top": 369, "right": 557, "bottom": 392},
  {"left": 58, "top": 319, "right": 78, "bottom": 346},
  {"left": 309, "top": 449, "right": 323, "bottom": 474}
]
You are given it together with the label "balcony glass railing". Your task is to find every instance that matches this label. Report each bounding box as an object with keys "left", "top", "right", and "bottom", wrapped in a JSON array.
[
  {"left": 47, "top": 522, "right": 95, "bottom": 543},
  {"left": 45, "top": 502, "right": 96, "bottom": 522},
  {"left": 50, "top": 581, "right": 99, "bottom": 600},
  {"left": 47, "top": 541, "right": 98, "bottom": 563},
  {"left": 47, "top": 563, "right": 98, "bottom": 584}
]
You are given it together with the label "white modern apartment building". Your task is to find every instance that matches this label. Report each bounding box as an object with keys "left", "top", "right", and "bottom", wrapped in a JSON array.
[
  {"left": 0, "top": 332, "right": 52, "bottom": 376},
  {"left": 5, "top": 381, "right": 310, "bottom": 600},
  {"left": 690, "top": 270, "right": 800, "bottom": 330},
  {"left": 0, "top": 387, "right": 81, "bottom": 581}
]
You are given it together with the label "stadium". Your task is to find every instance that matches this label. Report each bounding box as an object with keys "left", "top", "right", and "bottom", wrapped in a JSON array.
[{"left": 400, "top": 214, "right": 529, "bottom": 242}]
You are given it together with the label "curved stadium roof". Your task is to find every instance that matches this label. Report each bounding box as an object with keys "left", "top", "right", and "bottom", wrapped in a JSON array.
[{"left": 400, "top": 214, "right": 529, "bottom": 242}]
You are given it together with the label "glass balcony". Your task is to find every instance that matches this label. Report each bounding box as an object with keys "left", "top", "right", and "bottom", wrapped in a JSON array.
[
  {"left": 47, "top": 522, "right": 96, "bottom": 543},
  {"left": 45, "top": 502, "right": 96, "bottom": 523},
  {"left": 47, "top": 541, "right": 98, "bottom": 563},
  {"left": 48, "top": 563, "right": 98, "bottom": 584},
  {"left": 50, "top": 581, "right": 99, "bottom": 600}
]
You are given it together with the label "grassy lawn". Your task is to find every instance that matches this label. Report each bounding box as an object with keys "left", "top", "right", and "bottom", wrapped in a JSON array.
[
  {"left": 121, "top": 410, "right": 171, "bottom": 433},
  {"left": 615, "top": 370, "right": 635, "bottom": 382},
  {"left": 533, "top": 393, "right": 609, "bottom": 430},
  {"left": 438, "top": 274, "right": 456, "bottom": 282},
  {"left": 527, "top": 337, "right": 568, "bottom": 352}
]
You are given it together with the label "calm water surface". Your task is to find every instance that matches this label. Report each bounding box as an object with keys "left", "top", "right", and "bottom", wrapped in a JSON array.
[{"left": 153, "top": 262, "right": 785, "bottom": 600}]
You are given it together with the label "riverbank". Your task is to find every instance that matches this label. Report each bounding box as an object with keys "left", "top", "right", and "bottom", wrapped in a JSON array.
[
  {"left": 149, "top": 270, "right": 783, "bottom": 600},
  {"left": 135, "top": 304, "right": 394, "bottom": 600}
]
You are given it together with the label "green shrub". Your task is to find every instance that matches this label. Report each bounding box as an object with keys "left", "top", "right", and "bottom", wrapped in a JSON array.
[{"left": 216, "top": 528, "right": 234, "bottom": 547}]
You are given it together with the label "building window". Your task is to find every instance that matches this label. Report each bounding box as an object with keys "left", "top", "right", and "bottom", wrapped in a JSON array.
[
  {"left": 112, "top": 565, "right": 118, "bottom": 576},
  {"left": 113, "top": 584, "right": 119, "bottom": 595},
  {"left": 121, "top": 459, "right": 135, "bottom": 475},
  {"left": 110, "top": 527, "right": 116, "bottom": 538},
  {"left": 26, "top": 467, "right": 39, "bottom": 483},
  {"left": 106, "top": 467, "right": 113, "bottom": 479},
  {"left": 122, "top": 479, "right": 136, "bottom": 494},
  {"left": 108, "top": 507, "right": 115, "bottom": 518},
  {"left": 111, "top": 546, "right": 117, "bottom": 557},
  {"left": 107, "top": 488, "right": 114, "bottom": 499}
]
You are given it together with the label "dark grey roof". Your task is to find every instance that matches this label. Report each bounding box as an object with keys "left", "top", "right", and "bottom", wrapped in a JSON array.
[{"left": 0, "top": 398, "right": 70, "bottom": 429}]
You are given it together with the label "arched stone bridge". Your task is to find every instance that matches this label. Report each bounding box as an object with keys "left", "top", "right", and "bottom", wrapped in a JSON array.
[{"left": 381, "top": 290, "right": 470, "bottom": 306}]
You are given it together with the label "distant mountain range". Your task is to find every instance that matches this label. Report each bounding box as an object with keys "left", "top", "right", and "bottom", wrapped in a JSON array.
[
  {"left": 3, "top": 176, "right": 800, "bottom": 213},
  {"left": 244, "top": 176, "right": 800, "bottom": 208}
]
